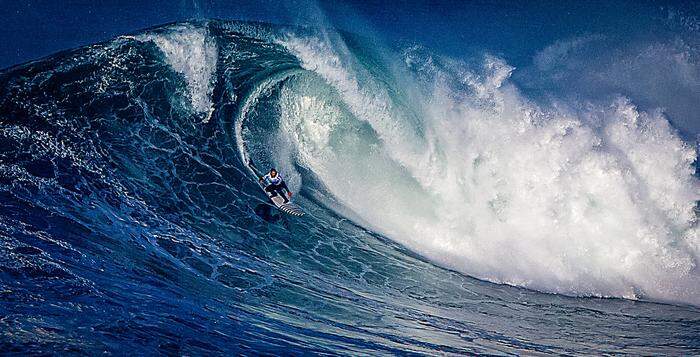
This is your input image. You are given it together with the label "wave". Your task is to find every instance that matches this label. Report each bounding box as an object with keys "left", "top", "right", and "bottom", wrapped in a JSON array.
[
  {"left": 1, "top": 19, "right": 699, "bottom": 354},
  {"left": 272, "top": 31, "right": 700, "bottom": 305},
  {"left": 133, "top": 23, "right": 218, "bottom": 121}
]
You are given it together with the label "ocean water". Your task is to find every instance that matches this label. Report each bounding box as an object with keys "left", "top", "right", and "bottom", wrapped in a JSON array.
[{"left": 0, "top": 20, "right": 699, "bottom": 355}]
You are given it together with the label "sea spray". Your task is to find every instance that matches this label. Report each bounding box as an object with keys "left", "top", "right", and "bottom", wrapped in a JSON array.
[
  {"left": 276, "top": 33, "right": 700, "bottom": 305},
  {"left": 136, "top": 24, "right": 218, "bottom": 122}
]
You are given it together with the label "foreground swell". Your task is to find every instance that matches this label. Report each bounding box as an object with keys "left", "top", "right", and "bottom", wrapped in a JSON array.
[{"left": 0, "top": 20, "right": 699, "bottom": 354}]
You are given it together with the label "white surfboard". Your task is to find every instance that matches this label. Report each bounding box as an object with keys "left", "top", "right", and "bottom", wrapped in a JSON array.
[{"left": 266, "top": 191, "right": 304, "bottom": 216}]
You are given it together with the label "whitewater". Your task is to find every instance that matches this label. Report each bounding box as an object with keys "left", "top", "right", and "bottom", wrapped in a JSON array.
[
  {"left": 1, "top": 20, "right": 698, "bottom": 354},
  {"left": 277, "top": 28, "right": 700, "bottom": 305}
]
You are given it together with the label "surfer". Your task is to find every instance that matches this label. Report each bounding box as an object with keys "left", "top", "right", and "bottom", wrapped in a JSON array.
[
  {"left": 248, "top": 160, "right": 303, "bottom": 216},
  {"left": 259, "top": 168, "right": 292, "bottom": 203}
]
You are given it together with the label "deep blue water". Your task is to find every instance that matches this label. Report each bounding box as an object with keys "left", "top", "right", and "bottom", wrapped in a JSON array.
[{"left": 0, "top": 19, "right": 699, "bottom": 355}]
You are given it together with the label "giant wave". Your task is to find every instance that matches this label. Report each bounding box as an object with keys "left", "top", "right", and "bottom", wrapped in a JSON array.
[{"left": 1, "top": 20, "right": 698, "bottom": 354}]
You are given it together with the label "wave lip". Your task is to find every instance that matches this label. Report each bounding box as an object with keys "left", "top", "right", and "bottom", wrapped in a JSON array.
[{"left": 135, "top": 23, "right": 218, "bottom": 121}]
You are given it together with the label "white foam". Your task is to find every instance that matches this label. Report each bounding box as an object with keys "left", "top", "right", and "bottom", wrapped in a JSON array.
[
  {"left": 278, "top": 34, "right": 700, "bottom": 306},
  {"left": 137, "top": 25, "right": 217, "bottom": 121},
  {"left": 279, "top": 36, "right": 434, "bottom": 177}
]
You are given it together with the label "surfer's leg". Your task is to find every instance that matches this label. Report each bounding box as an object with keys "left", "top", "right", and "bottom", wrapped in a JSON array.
[
  {"left": 277, "top": 188, "right": 289, "bottom": 203},
  {"left": 265, "top": 185, "right": 278, "bottom": 197},
  {"left": 279, "top": 182, "right": 290, "bottom": 203}
]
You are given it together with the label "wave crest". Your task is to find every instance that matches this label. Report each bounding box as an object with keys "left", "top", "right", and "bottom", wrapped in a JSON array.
[{"left": 273, "top": 32, "right": 700, "bottom": 305}]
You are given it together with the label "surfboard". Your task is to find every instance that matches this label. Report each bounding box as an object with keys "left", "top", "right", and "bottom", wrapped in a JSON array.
[
  {"left": 248, "top": 161, "right": 304, "bottom": 217},
  {"left": 266, "top": 190, "right": 304, "bottom": 216}
]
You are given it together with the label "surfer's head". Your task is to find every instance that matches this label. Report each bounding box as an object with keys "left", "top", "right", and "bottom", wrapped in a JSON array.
[{"left": 269, "top": 169, "right": 277, "bottom": 177}]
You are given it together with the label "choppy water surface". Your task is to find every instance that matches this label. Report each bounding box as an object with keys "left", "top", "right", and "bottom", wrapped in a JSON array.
[{"left": 0, "top": 20, "right": 698, "bottom": 354}]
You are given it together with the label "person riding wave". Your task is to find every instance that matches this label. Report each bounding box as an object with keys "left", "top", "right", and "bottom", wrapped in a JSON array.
[{"left": 260, "top": 168, "right": 292, "bottom": 203}]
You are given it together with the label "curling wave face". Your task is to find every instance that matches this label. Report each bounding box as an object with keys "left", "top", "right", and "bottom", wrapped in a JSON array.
[
  {"left": 0, "top": 20, "right": 698, "bottom": 354},
  {"left": 276, "top": 34, "right": 700, "bottom": 305}
]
